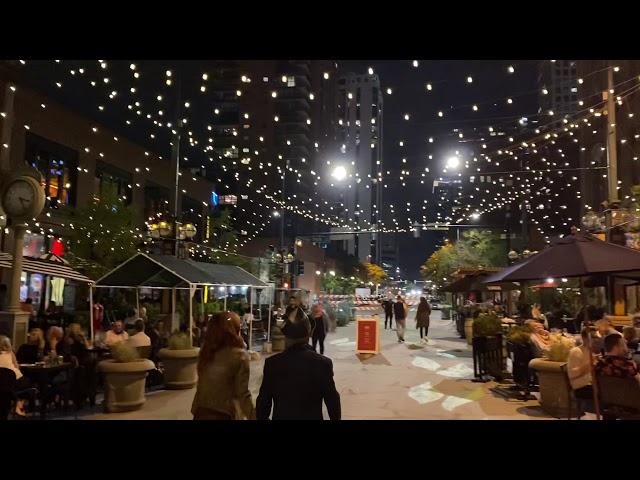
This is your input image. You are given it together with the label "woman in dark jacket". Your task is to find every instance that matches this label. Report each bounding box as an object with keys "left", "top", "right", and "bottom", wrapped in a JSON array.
[
  {"left": 309, "top": 304, "right": 330, "bottom": 355},
  {"left": 415, "top": 297, "right": 431, "bottom": 342}
]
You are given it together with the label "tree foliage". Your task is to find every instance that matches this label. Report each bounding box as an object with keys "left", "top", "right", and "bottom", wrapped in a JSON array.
[
  {"left": 361, "top": 262, "right": 387, "bottom": 284},
  {"left": 63, "top": 185, "right": 140, "bottom": 279},
  {"left": 420, "top": 230, "right": 506, "bottom": 284}
]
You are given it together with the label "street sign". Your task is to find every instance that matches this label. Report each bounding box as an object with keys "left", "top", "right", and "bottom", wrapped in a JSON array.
[
  {"left": 426, "top": 226, "right": 449, "bottom": 231},
  {"left": 356, "top": 318, "right": 380, "bottom": 354}
]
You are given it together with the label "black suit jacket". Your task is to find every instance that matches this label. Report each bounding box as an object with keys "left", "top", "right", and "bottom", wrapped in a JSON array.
[{"left": 256, "top": 343, "right": 341, "bottom": 420}]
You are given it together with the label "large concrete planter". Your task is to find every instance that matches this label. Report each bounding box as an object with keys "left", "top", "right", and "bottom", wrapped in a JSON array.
[
  {"left": 98, "top": 359, "right": 155, "bottom": 413},
  {"left": 158, "top": 348, "right": 200, "bottom": 389},
  {"left": 529, "top": 358, "right": 578, "bottom": 418},
  {"left": 464, "top": 318, "right": 474, "bottom": 345}
]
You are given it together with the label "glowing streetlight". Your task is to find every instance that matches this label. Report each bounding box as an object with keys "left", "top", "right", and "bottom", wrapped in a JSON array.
[
  {"left": 446, "top": 156, "right": 460, "bottom": 169},
  {"left": 331, "top": 165, "right": 347, "bottom": 181},
  {"left": 471, "top": 212, "right": 480, "bottom": 220}
]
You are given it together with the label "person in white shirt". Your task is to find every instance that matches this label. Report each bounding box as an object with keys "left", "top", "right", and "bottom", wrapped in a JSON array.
[
  {"left": 105, "top": 320, "right": 129, "bottom": 347},
  {"left": 567, "top": 326, "right": 599, "bottom": 401},
  {"left": 0, "top": 335, "right": 32, "bottom": 417},
  {"left": 127, "top": 319, "right": 151, "bottom": 347}
]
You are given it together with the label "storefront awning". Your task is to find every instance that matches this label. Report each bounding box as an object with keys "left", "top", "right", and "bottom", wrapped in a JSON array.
[{"left": 0, "top": 252, "right": 94, "bottom": 284}]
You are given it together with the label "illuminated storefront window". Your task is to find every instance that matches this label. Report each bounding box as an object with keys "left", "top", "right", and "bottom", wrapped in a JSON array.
[{"left": 25, "top": 133, "right": 78, "bottom": 208}]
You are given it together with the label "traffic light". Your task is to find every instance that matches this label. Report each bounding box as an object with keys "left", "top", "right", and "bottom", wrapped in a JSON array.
[{"left": 296, "top": 260, "right": 305, "bottom": 276}]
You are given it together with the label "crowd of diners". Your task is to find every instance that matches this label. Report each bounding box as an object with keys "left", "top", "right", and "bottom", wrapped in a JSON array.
[
  {"left": 0, "top": 309, "right": 170, "bottom": 417},
  {"left": 521, "top": 304, "right": 640, "bottom": 412}
]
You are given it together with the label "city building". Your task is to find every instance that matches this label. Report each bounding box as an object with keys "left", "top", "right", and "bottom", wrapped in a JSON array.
[
  {"left": 538, "top": 60, "right": 578, "bottom": 119},
  {"left": 0, "top": 64, "right": 219, "bottom": 313},
  {"left": 332, "top": 71, "right": 384, "bottom": 263},
  {"left": 576, "top": 60, "right": 640, "bottom": 215}
]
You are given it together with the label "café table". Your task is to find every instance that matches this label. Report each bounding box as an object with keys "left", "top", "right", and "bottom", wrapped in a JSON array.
[{"left": 19, "top": 362, "right": 73, "bottom": 420}]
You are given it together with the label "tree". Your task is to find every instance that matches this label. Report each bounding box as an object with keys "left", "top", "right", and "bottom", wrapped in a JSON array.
[
  {"left": 420, "top": 230, "right": 506, "bottom": 284},
  {"left": 420, "top": 242, "right": 455, "bottom": 283},
  {"left": 361, "top": 262, "right": 387, "bottom": 284},
  {"left": 62, "top": 184, "right": 140, "bottom": 279}
]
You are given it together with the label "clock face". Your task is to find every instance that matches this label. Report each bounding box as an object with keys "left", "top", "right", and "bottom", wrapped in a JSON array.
[{"left": 2, "top": 179, "right": 36, "bottom": 218}]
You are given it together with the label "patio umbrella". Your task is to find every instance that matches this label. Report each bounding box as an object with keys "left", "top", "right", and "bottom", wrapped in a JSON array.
[{"left": 483, "top": 233, "right": 640, "bottom": 283}]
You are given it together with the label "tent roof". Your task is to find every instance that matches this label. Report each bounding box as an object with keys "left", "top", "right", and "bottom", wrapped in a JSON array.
[
  {"left": 96, "top": 253, "right": 267, "bottom": 288},
  {"left": 0, "top": 252, "right": 93, "bottom": 284}
]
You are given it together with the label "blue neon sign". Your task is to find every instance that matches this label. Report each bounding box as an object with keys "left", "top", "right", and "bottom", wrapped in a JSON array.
[{"left": 211, "top": 191, "right": 219, "bottom": 207}]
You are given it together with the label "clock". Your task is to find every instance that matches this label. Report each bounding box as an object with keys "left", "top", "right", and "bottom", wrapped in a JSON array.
[{"left": 1, "top": 176, "right": 45, "bottom": 220}]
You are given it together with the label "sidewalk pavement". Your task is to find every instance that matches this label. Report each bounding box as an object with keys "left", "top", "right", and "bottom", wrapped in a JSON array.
[{"left": 62, "top": 309, "right": 557, "bottom": 420}]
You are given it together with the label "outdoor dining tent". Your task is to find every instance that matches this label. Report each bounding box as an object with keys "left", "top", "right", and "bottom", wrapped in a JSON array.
[{"left": 94, "top": 253, "right": 269, "bottom": 347}]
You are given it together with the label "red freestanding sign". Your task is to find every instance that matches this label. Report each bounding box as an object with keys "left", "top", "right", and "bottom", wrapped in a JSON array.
[{"left": 356, "top": 317, "right": 380, "bottom": 354}]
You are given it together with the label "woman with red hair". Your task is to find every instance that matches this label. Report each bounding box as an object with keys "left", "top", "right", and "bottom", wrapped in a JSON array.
[{"left": 191, "top": 312, "right": 255, "bottom": 420}]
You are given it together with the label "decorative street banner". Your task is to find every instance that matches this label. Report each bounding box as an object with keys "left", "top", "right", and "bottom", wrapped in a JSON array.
[{"left": 356, "top": 317, "right": 380, "bottom": 354}]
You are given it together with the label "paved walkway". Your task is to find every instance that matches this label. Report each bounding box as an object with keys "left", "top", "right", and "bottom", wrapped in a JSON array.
[{"left": 61, "top": 309, "right": 562, "bottom": 420}]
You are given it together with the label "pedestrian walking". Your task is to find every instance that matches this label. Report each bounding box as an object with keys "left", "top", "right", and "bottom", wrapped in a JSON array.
[
  {"left": 415, "top": 297, "right": 431, "bottom": 343},
  {"left": 310, "top": 304, "right": 330, "bottom": 355},
  {"left": 393, "top": 295, "right": 408, "bottom": 343},
  {"left": 382, "top": 298, "right": 394, "bottom": 330},
  {"left": 191, "top": 312, "right": 255, "bottom": 420},
  {"left": 256, "top": 313, "right": 341, "bottom": 420}
]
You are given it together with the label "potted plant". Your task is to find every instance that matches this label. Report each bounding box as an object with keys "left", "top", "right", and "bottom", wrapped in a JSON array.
[
  {"left": 461, "top": 305, "right": 482, "bottom": 345},
  {"left": 98, "top": 343, "right": 155, "bottom": 413},
  {"left": 529, "top": 333, "right": 577, "bottom": 418},
  {"left": 506, "top": 324, "right": 535, "bottom": 389},
  {"left": 471, "top": 311, "right": 504, "bottom": 380},
  {"left": 158, "top": 330, "right": 200, "bottom": 389}
]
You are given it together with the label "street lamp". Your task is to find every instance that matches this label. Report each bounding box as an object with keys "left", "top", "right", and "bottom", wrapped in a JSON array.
[
  {"left": 331, "top": 165, "right": 347, "bottom": 181},
  {"left": 446, "top": 156, "right": 460, "bottom": 169},
  {"left": 147, "top": 216, "right": 197, "bottom": 258}
]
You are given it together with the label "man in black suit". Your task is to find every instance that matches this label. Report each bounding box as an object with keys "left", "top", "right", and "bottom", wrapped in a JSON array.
[{"left": 256, "top": 314, "right": 341, "bottom": 420}]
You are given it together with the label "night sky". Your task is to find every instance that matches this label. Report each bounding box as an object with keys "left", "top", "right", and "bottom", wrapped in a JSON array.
[
  {"left": 16, "top": 59, "right": 540, "bottom": 280},
  {"left": 340, "top": 60, "right": 539, "bottom": 278}
]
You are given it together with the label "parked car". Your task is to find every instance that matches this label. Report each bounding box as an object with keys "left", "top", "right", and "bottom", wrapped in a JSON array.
[{"left": 429, "top": 298, "right": 442, "bottom": 310}]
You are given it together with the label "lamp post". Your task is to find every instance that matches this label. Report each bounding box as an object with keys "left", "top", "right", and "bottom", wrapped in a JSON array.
[{"left": 147, "top": 216, "right": 197, "bottom": 258}]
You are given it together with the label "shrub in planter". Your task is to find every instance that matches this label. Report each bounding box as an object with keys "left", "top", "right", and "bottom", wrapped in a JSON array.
[
  {"left": 98, "top": 344, "right": 155, "bottom": 413},
  {"left": 529, "top": 334, "right": 578, "bottom": 418},
  {"left": 158, "top": 332, "right": 200, "bottom": 390},
  {"left": 545, "top": 333, "right": 576, "bottom": 362},
  {"left": 472, "top": 312, "right": 502, "bottom": 338},
  {"left": 506, "top": 324, "right": 534, "bottom": 387},
  {"left": 335, "top": 300, "right": 354, "bottom": 326}
]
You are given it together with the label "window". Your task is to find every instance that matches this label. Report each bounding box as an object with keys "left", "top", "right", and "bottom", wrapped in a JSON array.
[
  {"left": 95, "top": 161, "right": 133, "bottom": 205},
  {"left": 25, "top": 133, "right": 78, "bottom": 208},
  {"left": 263, "top": 76, "right": 269, "bottom": 82},
  {"left": 144, "top": 184, "right": 170, "bottom": 219},
  {"left": 287, "top": 76, "right": 295, "bottom": 87}
]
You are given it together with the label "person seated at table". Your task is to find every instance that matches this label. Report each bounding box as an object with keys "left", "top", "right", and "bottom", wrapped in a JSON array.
[
  {"left": 0, "top": 335, "right": 33, "bottom": 417},
  {"left": 63, "top": 323, "right": 90, "bottom": 364},
  {"left": 575, "top": 304, "right": 598, "bottom": 331},
  {"left": 16, "top": 328, "right": 45, "bottom": 364},
  {"left": 44, "top": 326, "right": 65, "bottom": 357},
  {"left": 127, "top": 319, "right": 151, "bottom": 348},
  {"left": 595, "top": 334, "right": 640, "bottom": 383},
  {"left": 105, "top": 320, "right": 129, "bottom": 348},
  {"left": 567, "top": 326, "right": 600, "bottom": 405},
  {"left": 623, "top": 326, "right": 640, "bottom": 352},
  {"left": 525, "top": 320, "right": 551, "bottom": 358},
  {"left": 592, "top": 317, "right": 622, "bottom": 354},
  {"left": 124, "top": 308, "right": 137, "bottom": 331}
]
